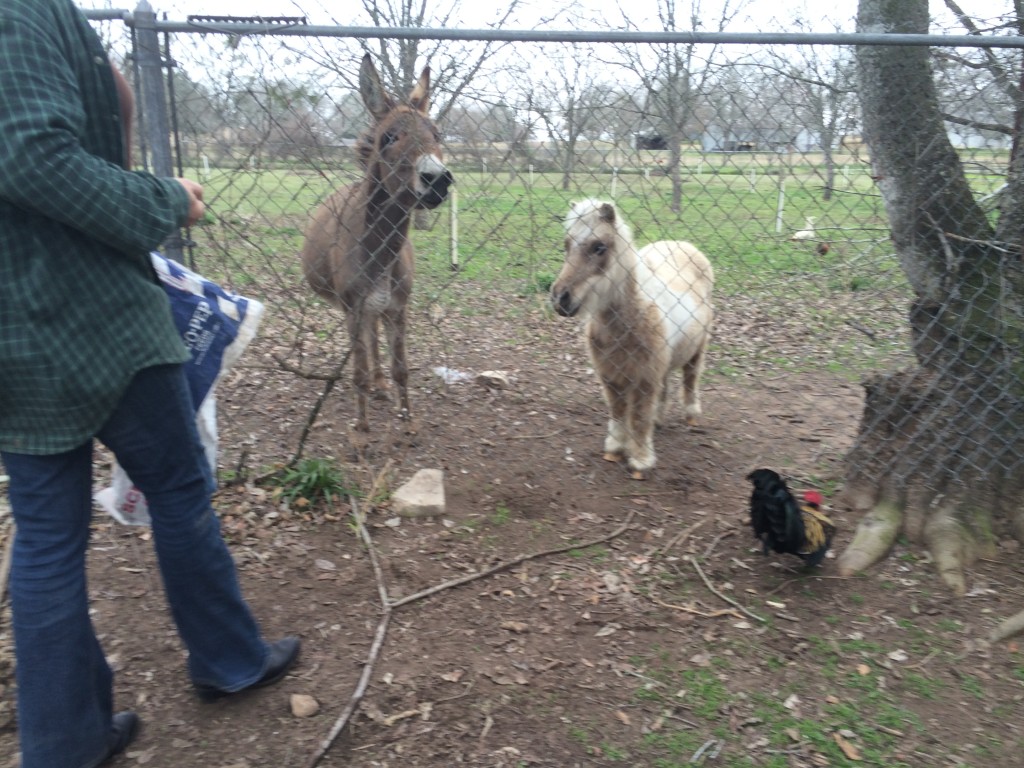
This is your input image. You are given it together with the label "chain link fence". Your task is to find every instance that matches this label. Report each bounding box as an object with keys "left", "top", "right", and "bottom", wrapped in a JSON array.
[{"left": 82, "top": 5, "right": 1020, "bottom": 498}]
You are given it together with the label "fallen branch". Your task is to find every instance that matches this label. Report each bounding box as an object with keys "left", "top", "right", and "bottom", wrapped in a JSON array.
[
  {"left": 647, "top": 593, "right": 742, "bottom": 620},
  {"left": 690, "top": 739, "right": 722, "bottom": 764},
  {"left": 505, "top": 429, "right": 564, "bottom": 441},
  {"left": 308, "top": 500, "right": 637, "bottom": 765},
  {"left": 307, "top": 495, "right": 391, "bottom": 768},
  {"left": 390, "top": 510, "right": 636, "bottom": 609},
  {"left": 688, "top": 556, "right": 766, "bottom": 624},
  {"left": 703, "top": 529, "right": 736, "bottom": 559},
  {"left": 650, "top": 518, "right": 707, "bottom": 558},
  {"left": 364, "top": 459, "right": 394, "bottom": 510},
  {"left": 764, "top": 574, "right": 848, "bottom": 597}
]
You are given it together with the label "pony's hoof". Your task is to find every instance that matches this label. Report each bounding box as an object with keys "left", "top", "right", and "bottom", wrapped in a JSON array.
[
  {"left": 603, "top": 452, "right": 623, "bottom": 463},
  {"left": 630, "top": 469, "right": 648, "bottom": 481}
]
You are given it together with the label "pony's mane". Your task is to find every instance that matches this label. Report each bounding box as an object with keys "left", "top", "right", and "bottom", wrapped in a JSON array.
[{"left": 565, "top": 198, "right": 634, "bottom": 250}]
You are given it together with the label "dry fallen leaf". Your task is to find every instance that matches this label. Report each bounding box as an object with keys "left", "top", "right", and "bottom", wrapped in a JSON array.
[
  {"left": 833, "top": 732, "right": 862, "bottom": 760},
  {"left": 501, "top": 620, "right": 530, "bottom": 633},
  {"left": 857, "top": 663, "right": 871, "bottom": 675},
  {"left": 485, "top": 668, "right": 528, "bottom": 686},
  {"left": 440, "top": 670, "right": 465, "bottom": 683},
  {"left": 615, "top": 710, "right": 632, "bottom": 725}
]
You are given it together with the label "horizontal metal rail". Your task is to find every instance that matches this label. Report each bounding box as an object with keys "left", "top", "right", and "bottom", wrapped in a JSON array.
[{"left": 79, "top": 8, "right": 1024, "bottom": 48}]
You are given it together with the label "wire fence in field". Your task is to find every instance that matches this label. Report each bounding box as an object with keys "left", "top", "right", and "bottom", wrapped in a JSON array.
[{"left": 81, "top": 4, "right": 1022, "bottom": 490}]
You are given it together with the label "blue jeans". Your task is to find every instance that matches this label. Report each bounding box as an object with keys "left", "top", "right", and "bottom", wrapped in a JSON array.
[{"left": 2, "top": 364, "right": 270, "bottom": 768}]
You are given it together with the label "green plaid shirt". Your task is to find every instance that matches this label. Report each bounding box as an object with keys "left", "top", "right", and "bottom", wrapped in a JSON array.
[{"left": 0, "top": 0, "right": 190, "bottom": 454}]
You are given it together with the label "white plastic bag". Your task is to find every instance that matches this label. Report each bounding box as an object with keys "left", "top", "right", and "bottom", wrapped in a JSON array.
[{"left": 94, "top": 253, "right": 264, "bottom": 525}]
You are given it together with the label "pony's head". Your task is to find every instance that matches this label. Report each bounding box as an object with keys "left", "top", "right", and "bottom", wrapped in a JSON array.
[
  {"left": 357, "top": 53, "right": 453, "bottom": 210},
  {"left": 551, "top": 199, "right": 632, "bottom": 317}
]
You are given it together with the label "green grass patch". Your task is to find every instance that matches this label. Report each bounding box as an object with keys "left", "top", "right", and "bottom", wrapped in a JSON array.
[{"left": 268, "top": 457, "right": 359, "bottom": 506}]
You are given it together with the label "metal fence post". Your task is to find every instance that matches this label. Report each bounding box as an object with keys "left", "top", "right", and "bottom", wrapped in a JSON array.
[{"left": 133, "top": 1, "right": 183, "bottom": 261}]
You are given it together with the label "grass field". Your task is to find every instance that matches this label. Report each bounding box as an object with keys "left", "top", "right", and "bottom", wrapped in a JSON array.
[{"left": 183, "top": 148, "right": 1005, "bottom": 387}]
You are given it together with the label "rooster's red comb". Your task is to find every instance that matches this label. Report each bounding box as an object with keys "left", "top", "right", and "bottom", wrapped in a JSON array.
[{"left": 803, "top": 490, "right": 824, "bottom": 506}]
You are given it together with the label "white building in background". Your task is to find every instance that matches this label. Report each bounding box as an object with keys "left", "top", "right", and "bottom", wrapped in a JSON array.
[
  {"left": 946, "top": 127, "right": 1011, "bottom": 150},
  {"left": 700, "top": 125, "right": 823, "bottom": 153}
]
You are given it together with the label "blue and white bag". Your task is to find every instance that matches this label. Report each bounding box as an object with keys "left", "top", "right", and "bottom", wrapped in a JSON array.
[{"left": 94, "top": 252, "right": 265, "bottom": 525}]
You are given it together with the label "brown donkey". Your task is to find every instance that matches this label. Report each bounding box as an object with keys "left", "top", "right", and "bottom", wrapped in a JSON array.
[{"left": 301, "top": 54, "right": 453, "bottom": 440}]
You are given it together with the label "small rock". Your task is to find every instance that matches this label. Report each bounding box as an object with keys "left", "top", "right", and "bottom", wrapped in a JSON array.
[
  {"left": 475, "top": 370, "right": 511, "bottom": 389},
  {"left": 291, "top": 694, "right": 320, "bottom": 718},
  {"left": 391, "top": 469, "right": 445, "bottom": 518}
]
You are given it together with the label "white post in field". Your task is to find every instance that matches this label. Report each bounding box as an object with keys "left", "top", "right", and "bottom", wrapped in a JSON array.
[
  {"left": 611, "top": 167, "right": 618, "bottom": 199},
  {"left": 449, "top": 186, "right": 459, "bottom": 271},
  {"left": 775, "top": 176, "right": 786, "bottom": 234}
]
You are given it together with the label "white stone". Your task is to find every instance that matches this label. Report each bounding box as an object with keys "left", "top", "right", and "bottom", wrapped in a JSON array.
[
  {"left": 290, "top": 694, "right": 320, "bottom": 718},
  {"left": 391, "top": 469, "right": 446, "bottom": 518},
  {"left": 475, "top": 370, "right": 511, "bottom": 389}
]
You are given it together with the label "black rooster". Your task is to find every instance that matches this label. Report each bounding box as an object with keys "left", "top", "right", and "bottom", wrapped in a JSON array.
[{"left": 747, "top": 468, "right": 835, "bottom": 566}]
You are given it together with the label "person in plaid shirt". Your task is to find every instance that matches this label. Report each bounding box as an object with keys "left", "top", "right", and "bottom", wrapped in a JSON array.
[{"left": 0, "top": 2, "right": 299, "bottom": 765}]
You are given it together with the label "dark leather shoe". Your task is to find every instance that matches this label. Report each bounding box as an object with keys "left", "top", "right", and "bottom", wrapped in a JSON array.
[
  {"left": 194, "top": 636, "right": 301, "bottom": 702},
  {"left": 84, "top": 711, "right": 140, "bottom": 768}
]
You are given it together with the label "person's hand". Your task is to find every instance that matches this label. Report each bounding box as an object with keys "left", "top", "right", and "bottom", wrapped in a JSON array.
[{"left": 175, "top": 177, "right": 205, "bottom": 227}]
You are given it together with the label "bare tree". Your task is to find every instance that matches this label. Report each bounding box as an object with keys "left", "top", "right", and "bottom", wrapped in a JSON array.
[
  {"left": 612, "top": 0, "right": 749, "bottom": 213},
  {"left": 932, "top": 0, "right": 1020, "bottom": 149},
  {"left": 288, "top": 0, "right": 532, "bottom": 227},
  {"left": 533, "top": 43, "right": 610, "bottom": 190},
  {"left": 289, "top": 0, "right": 529, "bottom": 125},
  {"left": 837, "top": 0, "right": 1024, "bottom": 634},
  {"left": 761, "top": 39, "right": 859, "bottom": 200}
]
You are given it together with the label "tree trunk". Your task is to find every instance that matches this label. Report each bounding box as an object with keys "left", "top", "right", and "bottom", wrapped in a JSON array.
[
  {"left": 840, "top": 0, "right": 1024, "bottom": 611},
  {"left": 669, "top": 133, "right": 682, "bottom": 213}
]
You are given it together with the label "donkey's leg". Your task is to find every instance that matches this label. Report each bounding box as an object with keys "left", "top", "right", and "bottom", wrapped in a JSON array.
[
  {"left": 383, "top": 306, "right": 415, "bottom": 431},
  {"left": 369, "top": 317, "right": 391, "bottom": 399},
  {"left": 347, "top": 310, "right": 373, "bottom": 435},
  {"left": 681, "top": 341, "right": 707, "bottom": 425}
]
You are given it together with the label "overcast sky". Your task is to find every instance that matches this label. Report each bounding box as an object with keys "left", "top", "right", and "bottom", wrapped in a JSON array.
[
  {"left": 76, "top": 0, "right": 861, "bottom": 32},
  {"left": 74, "top": 0, "right": 1018, "bottom": 40}
]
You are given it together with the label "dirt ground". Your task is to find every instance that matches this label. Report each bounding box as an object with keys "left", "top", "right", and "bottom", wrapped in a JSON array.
[{"left": 2, "top": 288, "right": 1023, "bottom": 768}]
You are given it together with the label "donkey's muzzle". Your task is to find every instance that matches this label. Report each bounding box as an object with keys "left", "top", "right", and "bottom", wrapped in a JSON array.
[
  {"left": 552, "top": 288, "right": 578, "bottom": 317},
  {"left": 417, "top": 169, "right": 454, "bottom": 209}
]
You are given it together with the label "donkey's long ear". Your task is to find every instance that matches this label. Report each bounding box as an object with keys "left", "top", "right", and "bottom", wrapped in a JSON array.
[
  {"left": 359, "top": 53, "right": 395, "bottom": 119},
  {"left": 409, "top": 66, "right": 431, "bottom": 114}
]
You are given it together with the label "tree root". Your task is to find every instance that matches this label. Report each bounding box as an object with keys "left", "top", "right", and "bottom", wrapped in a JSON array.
[
  {"left": 991, "top": 609, "right": 1024, "bottom": 642},
  {"left": 837, "top": 497, "right": 902, "bottom": 577},
  {"left": 837, "top": 488, "right": 1024, "bottom": 636},
  {"left": 923, "top": 502, "right": 974, "bottom": 596},
  {"left": 837, "top": 492, "right": 994, "bottom": 598}
]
